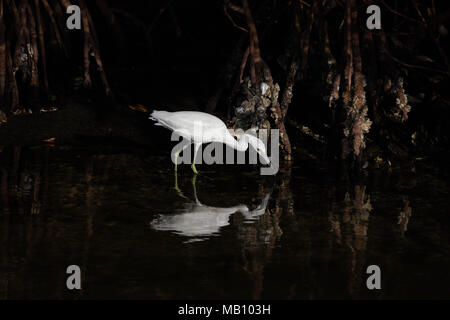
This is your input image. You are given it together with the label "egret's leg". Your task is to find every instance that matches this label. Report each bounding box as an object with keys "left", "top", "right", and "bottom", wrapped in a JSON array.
[
  {"left": 174, "top": 144, "right": 189, "bottom": 172},
  {"left": 173, "top": 144, "right": 190, "bottom": 197},
  {"left": 191, "top": 173, "right": 200, "bottom": 204},
  {"left": 191, "top": 143, "right": 201, "bottom": 174},
  {"left": 174, "top": 149, "right": 181, "bottom": 172},
  {"left": 174, "top": 169, "right": 188, "bottom": 199}
]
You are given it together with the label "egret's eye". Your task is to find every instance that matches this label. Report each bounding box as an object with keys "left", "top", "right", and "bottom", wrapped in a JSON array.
[{"left": 257, "top": 148, "right": 261, "bottom": 152}]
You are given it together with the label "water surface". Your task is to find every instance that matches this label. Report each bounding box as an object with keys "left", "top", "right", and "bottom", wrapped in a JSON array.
[{"left": 0, "top": 145, "right": 449, "bottom": 299}]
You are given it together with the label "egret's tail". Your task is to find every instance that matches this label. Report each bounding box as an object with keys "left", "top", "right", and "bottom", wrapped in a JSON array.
[
  {"left": 149, "top": 110, "right": 169, "bottom": 122},
  {"left": 149, "top": 110, "right": 172, "bottom": 129}
]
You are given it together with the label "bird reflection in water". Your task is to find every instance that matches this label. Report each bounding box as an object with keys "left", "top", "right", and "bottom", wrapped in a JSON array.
[{"left": 150, "top": 173, "right": 271, "bottom": 242}]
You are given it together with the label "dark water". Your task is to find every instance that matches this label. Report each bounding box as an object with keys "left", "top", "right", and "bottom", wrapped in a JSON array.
[{"left": 1, "top": 144, "right": 450, "bottom": 299}]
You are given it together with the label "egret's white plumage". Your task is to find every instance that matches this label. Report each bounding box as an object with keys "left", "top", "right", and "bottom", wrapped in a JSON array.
[{"left": 150, "top": 110, "right": 270, "bottom": 172}]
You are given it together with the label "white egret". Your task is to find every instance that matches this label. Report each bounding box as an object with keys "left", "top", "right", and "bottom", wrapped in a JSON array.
[{"left": 150, "top": 110, "right": 270, "bottom": 173}]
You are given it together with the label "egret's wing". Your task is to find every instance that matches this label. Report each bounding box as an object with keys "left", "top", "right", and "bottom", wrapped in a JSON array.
[{"left": 150, "top": 110, "right": 229, "bottom": 143}]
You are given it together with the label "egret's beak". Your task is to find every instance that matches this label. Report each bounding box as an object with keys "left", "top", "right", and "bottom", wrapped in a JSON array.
[{"left": 259, "top": 153, "right": 271, "bottom": 165}]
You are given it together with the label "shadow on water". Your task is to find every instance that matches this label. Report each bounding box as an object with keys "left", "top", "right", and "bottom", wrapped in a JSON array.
[{"left": 0, "top": 144, "right": 450, "bottom": 299}]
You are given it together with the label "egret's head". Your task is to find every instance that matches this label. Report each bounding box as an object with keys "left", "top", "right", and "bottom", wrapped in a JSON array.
[{"left": 245, "top": 133, "right": 270, "bottom": 165}]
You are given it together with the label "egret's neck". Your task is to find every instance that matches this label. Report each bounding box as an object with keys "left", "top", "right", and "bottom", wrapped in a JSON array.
[{"left": 224, "top": 131, "right": 249, "bottom": 152}]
